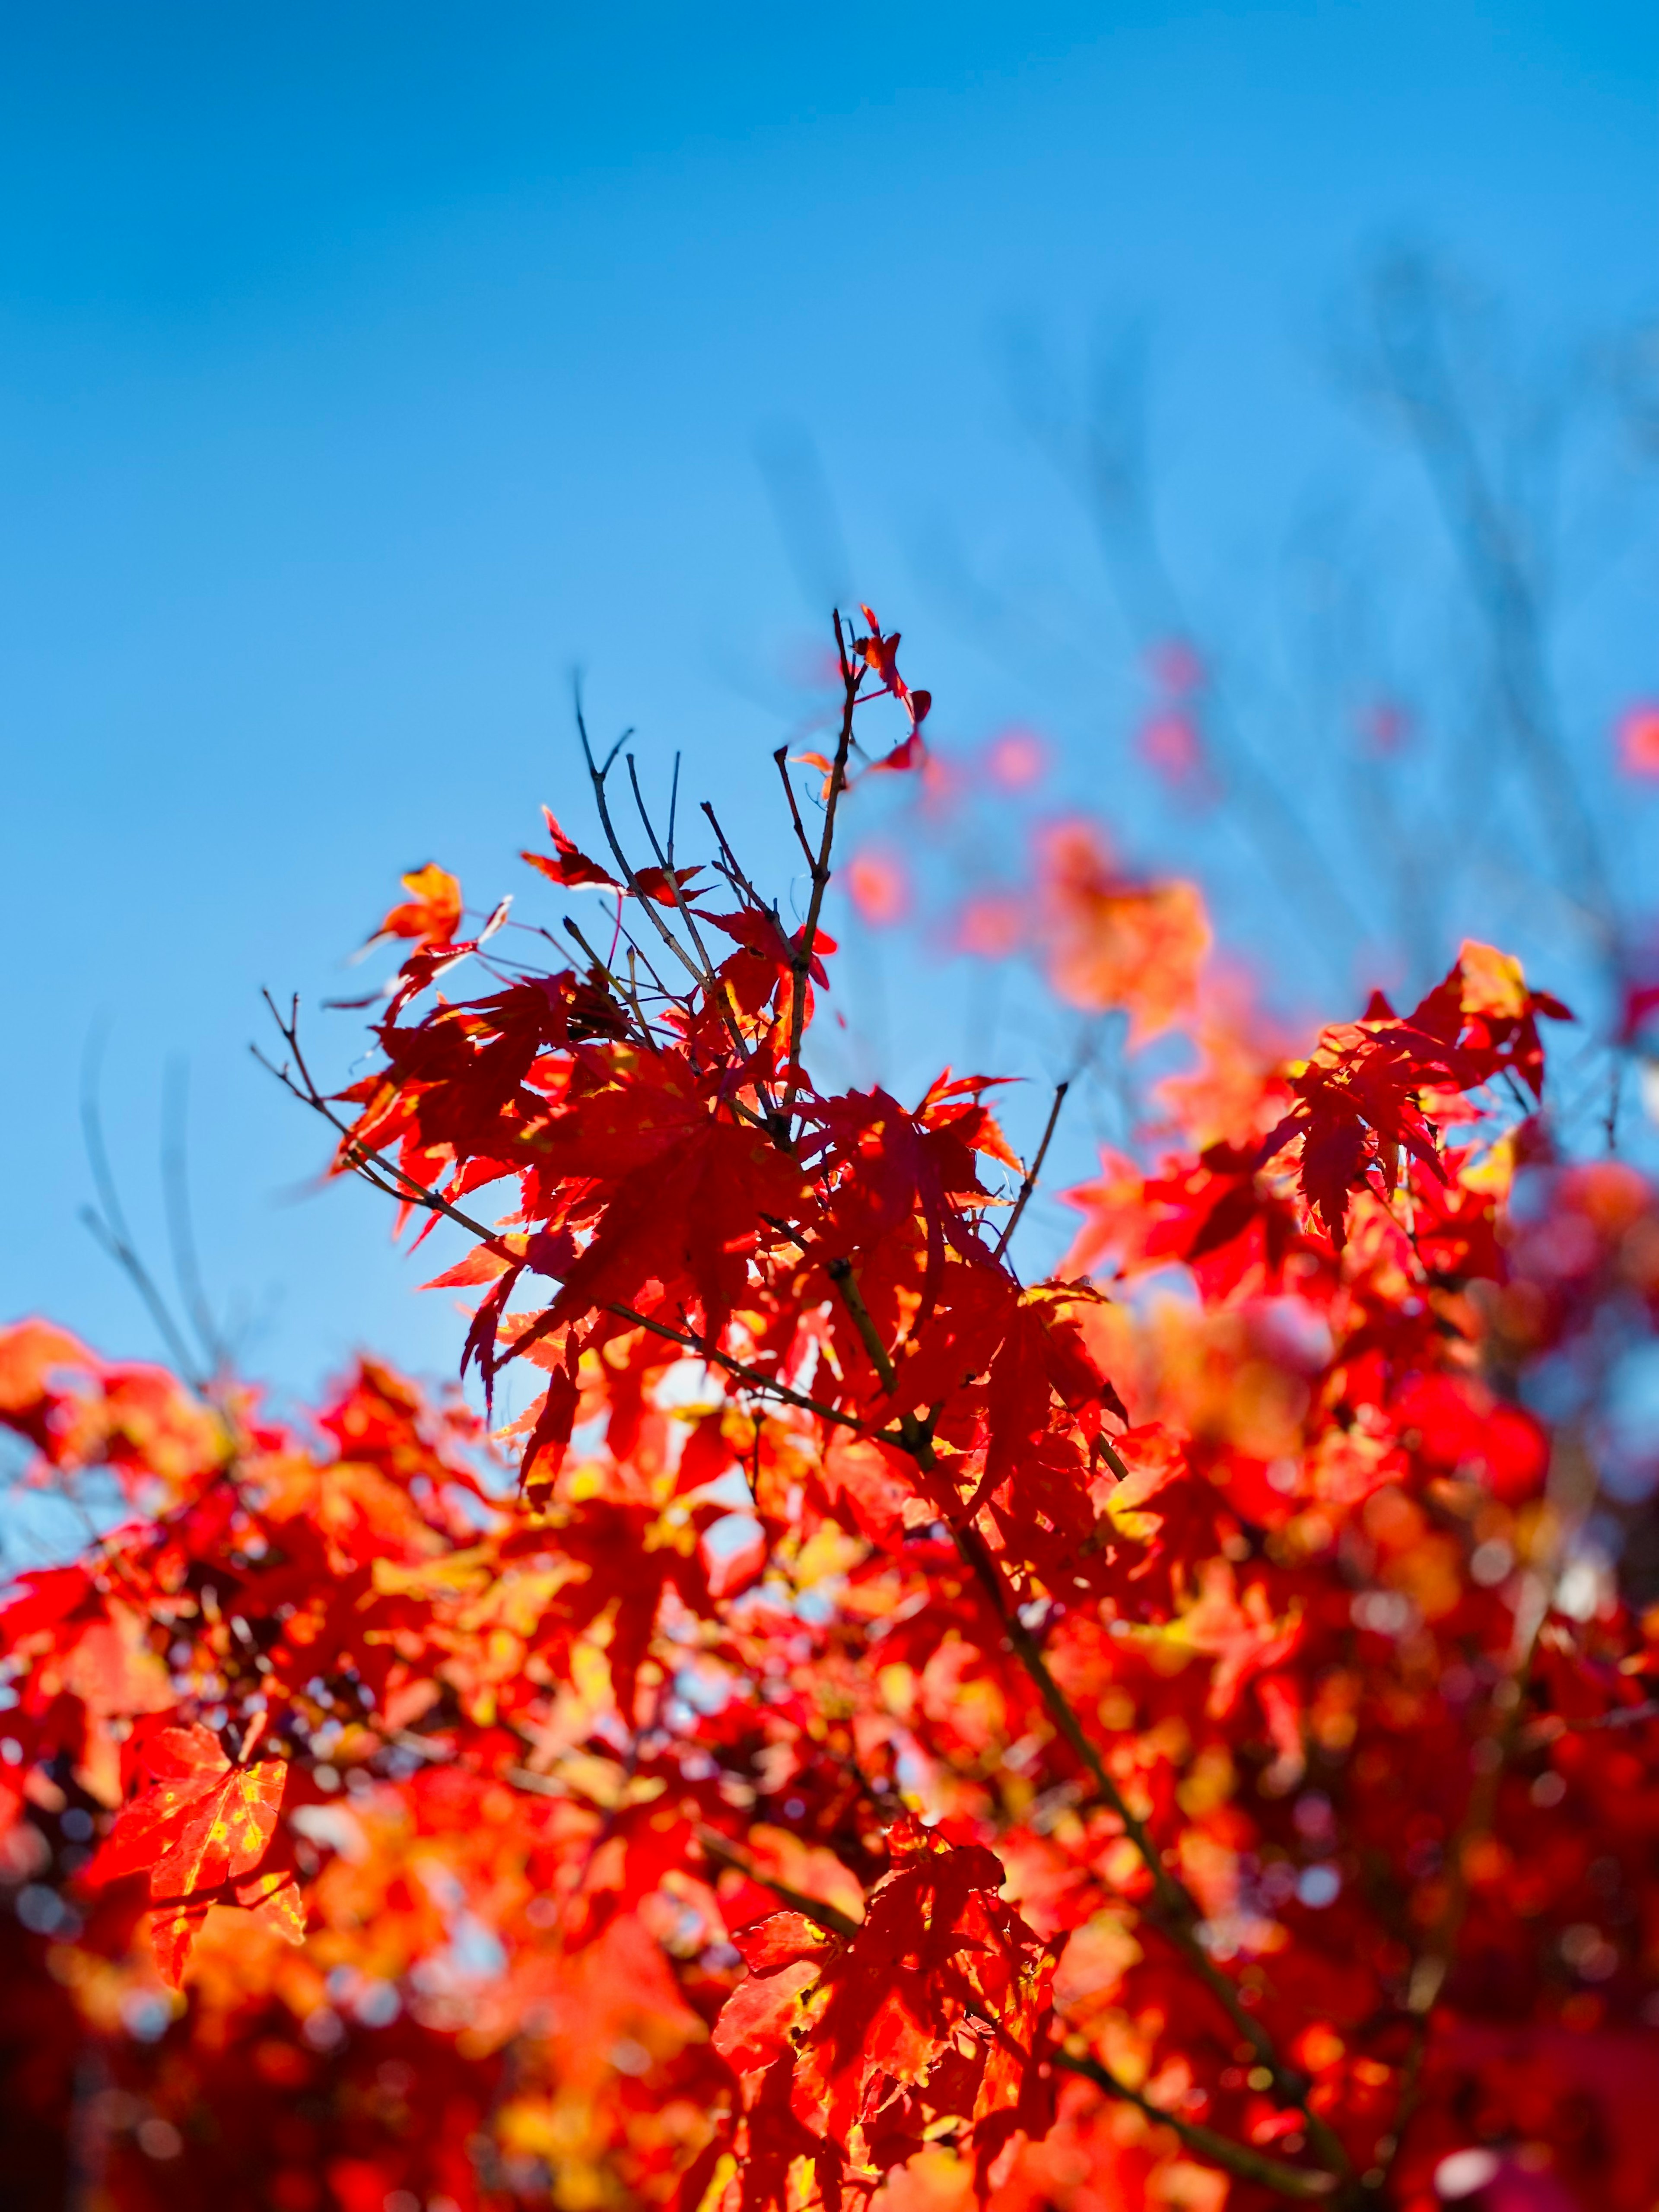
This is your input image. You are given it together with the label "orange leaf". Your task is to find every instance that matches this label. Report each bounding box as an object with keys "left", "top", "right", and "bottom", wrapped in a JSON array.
[{"left": 366, "top": 862, "right": 464, "bottom": 950}]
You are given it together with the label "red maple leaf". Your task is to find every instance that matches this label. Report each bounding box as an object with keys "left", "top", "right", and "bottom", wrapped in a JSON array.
[{"left": 90, "top": 1721, "right": 298, "bottom": 1985}]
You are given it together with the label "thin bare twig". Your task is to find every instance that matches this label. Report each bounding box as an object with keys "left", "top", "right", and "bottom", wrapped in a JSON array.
[
  {"left": 1532, "top": 1698, "right": 1658, "bottom": 1734},
  {"left": 624, "top": 750, "right": 773, "bottom": 1098},
  {"left": 802, "top": 1290, "right": 1338, "bottom": 2156},
  {"left": 575, "top": 690, "right": 706, "bottom": 989},
  {"left": 992, "top": 1079, "right": 1070, "bottom": 1264},
  {"left": 600, "top": 1302, "right": 887, "bottom": 1440},
  {"left": 626, "top": 750, "right": 723, "bottom": 989},
  {"left": 1367, "top": 257, "right": 1615, "bottom": 950},
  {"left": 80, "top": 1029, "right": 206, "bottom": 1389},
  {"left": 255, "top": 996, "right": 882, "bottom": 1443},
  {"left": 779, "top": 611, "right": 862, "bottom": 1125},
  {"left": 700, "top": 801, "right": 771, "bottom": 912},
  {"left": 772, "top": 747, "right": 820, "bottom": 875},
  {"left": 162, "top": 1057, "right": 230, "bottom": 1377}
]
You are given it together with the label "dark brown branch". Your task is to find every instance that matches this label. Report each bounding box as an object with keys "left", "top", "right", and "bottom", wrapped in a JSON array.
[
  {"left": 1052, "top": 2050, "right": 1338, "bottom": 2198},
  {"left": 257, "top": 1004, "right": 868, "bottom": 1440},
  {"left": 558, "top": 917, "right": 659, "bottom": 1044},
  {"left": 992, "top": 1080, "right": 1070, "bottom": 1264},
  {"left": 693, "top": 1820, "right": 1335, "bottom": 2199},
  {"left": 779, "top": 612, "right": 861, "bottom": 1125},
  {"left": 700, "top": 801, "right": 771, "bottom": 912},
  {"left": 694, "top": 1820, "right": 1335, "bottom": 2199},
  {"left": 1529, "top": 1698, "right": 1658, "bottom": 1735},
  {"left": 693, "top": 1826, "right": 862, "bottom": 1940},
  {"left": 576, "top": 700, "right": 709, "bottom": 988},
  {"left": 161, "top": 1056, "right": 231, "bottom": 1377},
  {"left": 772, "top": 746, "right": 821, "bottom": 874},
  {"left": 1380, "top": 1559, "right": 1554, "bottom": 2190},
  {"left": 626, "top": 752, "right": 723, "bottom": 985},
  {"left": 826, "top": 1257, "right": 899, "bottom": 1398},
  {"left": 623, "top": 751, "right": 774, "bottom": 1100},
  {"left": 598, "top": 1302, "right": 885, "bottom": 1440},
  {"left": 949, "top": 1519, "right": 1351, "bottom": 2182}
]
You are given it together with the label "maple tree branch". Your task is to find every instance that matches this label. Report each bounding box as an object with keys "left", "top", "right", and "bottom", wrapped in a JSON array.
[
  {"left": 447, "top": 1753, "right": 866, "bottom": 1942},
  {"left": 825, "top": 1258, "right": 899, "bottom": 1398},
  {"left": 79, "top": 1034, "right": 210, "bottom": 1392},
  {"left": 599, "top": 1302, "right": 883, "bottom": 1438},
  {"left": 560, "top": 916, "right": 661, "bottom": 1045},
  {"left": 693, "top": 1826, "right": 862, "bottom": 1939},
  {"left": 1376, "top": 1699, "right": 1531, "bottom": 2193},
  {"left": 779, "top": 611, "right": 860, "bottom": 1128},
  {"left": 257, "top": 1016, "right": 882, "bottom": 1453},
  {"left": 1013, "top": 356, "right": 1368, "bottom": 973},
  {"left": 686, "top": 1816, "right": 1344, "bottom": 2208},
  {"left": 1526, "top": 1698, "right": 1659, "bottom": 1735},
  {"left": 79, "top": 1204, "right": 207, "bottom": 1395},
  {"left": 1377, "top": 1506, "right": 1567, "bottom": 2191},
  {"left": 950, "top": 1524, "right": 1187, "bottom": 1913},
  {"left": 626, "top": 752, "right": 721, "bottom": 985},
  {"left": 1368, "top": 258, "right": 1614, "bottom": 945},
  {"left": 700, "top": 801, "right": 770, "bottom": 912},
  {"left": 266, "top": 994, "right": 1334, "bottom": 2163},
  {"left": 576, "top": 700, "right": 710, "bottom": 991},
  {"left": 992, "top": 1079, "right": 1070, "bottom": 1264},
  {"left": 614, "top": 922, "right": 682, "bottom": 1017},
  {"left": 160, "top": 1057, "right": 232, "bottom": 1379},
  {"left": 949, "top": 1519, "right": 1352, "bottom": 2181},
  {"left": 264, "top": 988, "right": 1330, "bottom": 2189},
  {"left": 257, "top": 1049, "right": 499, "bottom": 1252},
  {"left": 693, "top": 1822, "right": 1340, "bottom": 2200},
  {"left": 1051, "top": 2050, "right": 1338, "bottom": 2198},
  {"left": 623, "top": 750, "right": 776, "bottom": 1102},
  {"left": 772, "top": 744, "right": 820, "bottom": 875},
  {"left": 383, "top": 1343, "right": 1325, "bottom": 2185},
  {"left": 1605, "top": 1051, "right": 1624, "bottom": 1155},
  {"left": 501, "top": 1747, "right": 863, "bottom": 1949}
]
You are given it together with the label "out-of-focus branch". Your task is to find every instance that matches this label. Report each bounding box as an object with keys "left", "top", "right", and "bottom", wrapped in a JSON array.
[
  {"left": 1364, "top": 253, "right": 1616, "bottom": 953},
  {"left": 162, "top": 1057, "right": 230, "bottom": 1379},
  {"left": 1004, "top": 326, "right": 1371, "bottom": 972},
  {"left": 80, "top": 1028, "right": 208, "bottom": 1391}
]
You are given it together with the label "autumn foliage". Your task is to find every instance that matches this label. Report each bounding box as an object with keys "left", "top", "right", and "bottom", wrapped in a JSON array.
[{"left": 4, "top": 611, "right": 1659, "bottom": 2212}]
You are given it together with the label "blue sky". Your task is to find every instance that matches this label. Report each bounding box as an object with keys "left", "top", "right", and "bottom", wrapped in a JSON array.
[{"left": 3, "top": 3, "right": 1655, "bottom": 1405}]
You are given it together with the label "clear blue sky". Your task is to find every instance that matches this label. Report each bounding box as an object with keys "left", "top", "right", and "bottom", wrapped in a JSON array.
[{"left": 3, "top": 3, "right": 1655, "bottom": 1405}]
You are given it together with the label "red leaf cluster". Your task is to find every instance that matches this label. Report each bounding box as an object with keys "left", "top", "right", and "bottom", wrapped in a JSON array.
[{"left": 2, "top": 615, "right": 1656, "bottom": 2212}]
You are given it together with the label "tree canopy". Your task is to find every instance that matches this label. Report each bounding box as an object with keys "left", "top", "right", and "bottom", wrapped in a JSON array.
[{"left": 3, "top": 611, "right": 1656, "bottom": 2212}]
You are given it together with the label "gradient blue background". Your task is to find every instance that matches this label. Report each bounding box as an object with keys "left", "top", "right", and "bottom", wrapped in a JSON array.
[{"left": 3, "top": 3, "right": 1654, "bottom": 1408}]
